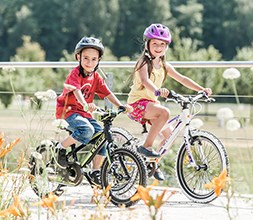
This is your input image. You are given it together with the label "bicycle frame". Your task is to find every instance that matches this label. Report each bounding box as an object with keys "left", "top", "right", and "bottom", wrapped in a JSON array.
[
  {"left": 157, "top": 108, "right": 196, "bottom": 164},
  {"left": 155, "top": 93, "right": 212, "bottom": 170},
  {"left": 64, "top": 110, "right": 118, "bottom": 170}
]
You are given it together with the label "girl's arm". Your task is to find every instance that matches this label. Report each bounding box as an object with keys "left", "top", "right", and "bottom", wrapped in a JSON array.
[
  {"left": 138, "top": 64, "right": 159, "bottom": 92},
  {"left": 166, "top": 63, "right": 212, "bottom": 95}
]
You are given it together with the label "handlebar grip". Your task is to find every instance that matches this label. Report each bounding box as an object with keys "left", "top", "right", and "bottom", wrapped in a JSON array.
[
  {"left": 154, "top": 90, "right": 161, "bottom": 97},
  {"left": 118, "top": 105, "right": 126, "bottom": 113}
]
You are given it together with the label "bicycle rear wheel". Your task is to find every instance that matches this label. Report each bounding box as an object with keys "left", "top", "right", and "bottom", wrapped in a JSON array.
[
  {"left": 101, "top": 147, "right": 147, "bottom": 207},
  {"left": 176, "top": 130, "right": 229, "bottom": 203},
  {"left": 111, "top": 127, "right": 135, "bottom": 147}
]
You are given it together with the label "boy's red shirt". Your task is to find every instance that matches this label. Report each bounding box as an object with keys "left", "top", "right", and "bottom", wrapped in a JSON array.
[{"left": 56, "top": 66, "right": 111, "bottom": 119}]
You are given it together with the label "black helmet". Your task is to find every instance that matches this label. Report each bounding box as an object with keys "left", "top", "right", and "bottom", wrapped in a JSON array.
[{"left": 74, "top": 36, "right": 104, "bottom": 59}]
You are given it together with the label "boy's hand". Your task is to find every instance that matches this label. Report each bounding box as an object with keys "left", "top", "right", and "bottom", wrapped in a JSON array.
[{"left": 83, "top": 103, "right": 97, "bottom": 112}]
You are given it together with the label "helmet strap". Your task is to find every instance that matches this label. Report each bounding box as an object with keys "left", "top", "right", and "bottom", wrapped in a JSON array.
[
  {"left": 144, "top": 41, "right": 155, "bottom": 60},
  {"left": 144, "top": 50, "right": 152, "bottom": 61}
]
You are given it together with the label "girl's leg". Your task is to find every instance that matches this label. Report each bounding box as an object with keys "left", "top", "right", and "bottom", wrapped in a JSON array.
[
  {"left": 157, "top": 126, "right": 173, "bottom": 149},
  {"left": 143, "top": 102, "right": 170, "bottom": 149}
]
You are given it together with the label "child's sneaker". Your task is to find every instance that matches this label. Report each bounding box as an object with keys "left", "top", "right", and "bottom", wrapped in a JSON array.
[
  {"left": 55, "top": 148, "right": 68, "bottom": 169},
  {"left": 86, "top": 170, "right": 101, "bottom": 187},
  {"left": 137, "top": 146, "right": 160, "bottom": 158}
]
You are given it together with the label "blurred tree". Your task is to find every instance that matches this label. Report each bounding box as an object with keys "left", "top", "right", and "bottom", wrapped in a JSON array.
[
  {"left": 201, "top": 0, "right": 240, "bottom": 59},
  {"left": 0, "top": 0, "right": 35, "bottom": 60},
  {"left": 70, "top": 0, "right": 120, "bottom": 48},
  {"left": 173, "top": 0, "right": 203, "bottom": 45},
  {"left": 112, "top": 0, "right": 173, "bottom": 58},
  {"left": 233, "top": 44, "right": 253, "bottom": 98},
  {"left": 28, "top": 0, "right": 71, "bottom": 60},
  {"left": 11, "top": 36, "right": 56, "bottom": 90},
  {"left": 0, "top": 36, "right": 56, "bottom": 108}
]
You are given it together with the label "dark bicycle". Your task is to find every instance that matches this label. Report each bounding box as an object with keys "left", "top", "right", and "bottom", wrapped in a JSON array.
[{"left": 29, "top": 107, "right": 147, "bottom": 207}]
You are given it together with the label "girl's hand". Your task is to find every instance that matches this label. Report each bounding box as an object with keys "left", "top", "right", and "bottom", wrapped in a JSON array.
[
  {"left": 158, "top": 88, "right": 170, "bottom": 98},
  {"left": 203, "top": 88, "right": 212, "bottom": 96},
  {"left": 125, "top": 104, "right": 133, "bottom": 113},
  {"left": 118, "top": 104, "right": 133, "bottom": 113}
]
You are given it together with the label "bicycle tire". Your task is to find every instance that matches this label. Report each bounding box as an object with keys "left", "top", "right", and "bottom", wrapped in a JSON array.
[
  {"left": 29, "top": 144, "right": 66, "bottom": 198},
  {"left": 176, "top": 130, "right": 229, "bottom": 203},
  {"left": 112, "top": 127, "right": 155, "bottom": 177},
  {"left": 111, "top": 127, "right": 135, "bottom": 147},
  {"left": 100, "top": 147, "right": 147, "bottom": 207}
]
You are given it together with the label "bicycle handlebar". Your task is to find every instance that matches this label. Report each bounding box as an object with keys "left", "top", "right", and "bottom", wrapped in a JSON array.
[
  {"left": 165, "top": 90, "right": 215, "bottom": 105},
  {"left": 95, "top": 106, "right": 126, "bottom": 122}
]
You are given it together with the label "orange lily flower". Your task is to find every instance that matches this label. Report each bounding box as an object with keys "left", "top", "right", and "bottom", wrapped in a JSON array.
[
  {"left": 32, "top": 192, "right": 58, "bottom": 214},
  {"left": 103, "top": 184, "right": 112, "bottom": 198},
  {"left": 131, "top": 180, "right": 159, "bottom": 204},
  {"left": 0, "top": 162, "right": 8, "bottom": 176},
  {"left": 0, "top": 133, "right": 4, "bottom": 146},
  {"left": 0, "top": 136, "right": 21, "bottom": 158},
  {"left": 0, "top": 195, "right": 26, "bottom": 217},
  {"left": 131, "top": 180, "right": 176, "bottom": 220},
  {"left": 154, "top": 189, "right": 167, "bottom": 209},
  {"left": 204, "top": 169, "right": 230, "bottom": 196}
]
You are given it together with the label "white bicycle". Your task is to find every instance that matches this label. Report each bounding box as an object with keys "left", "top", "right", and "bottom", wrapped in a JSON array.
[{"left": 115, "top": 91, "right": 230, "bottom": 203}]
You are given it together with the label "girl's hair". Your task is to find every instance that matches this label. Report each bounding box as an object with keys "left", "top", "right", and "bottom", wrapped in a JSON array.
[{"left": 133, "top": 41, "right": 167, "bottom": 89}]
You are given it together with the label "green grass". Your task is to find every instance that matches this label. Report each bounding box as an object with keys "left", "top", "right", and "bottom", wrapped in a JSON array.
[{"left": 227, "top": 147, "right": 253, "bottom": 194}]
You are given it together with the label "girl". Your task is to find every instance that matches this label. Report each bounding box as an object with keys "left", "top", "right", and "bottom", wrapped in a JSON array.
[
  {"left": 56, "top": 36, "right": 131, "bottom": 186},
  {"left": 127, "top": 24, "right": 212, "bottom": 181}
]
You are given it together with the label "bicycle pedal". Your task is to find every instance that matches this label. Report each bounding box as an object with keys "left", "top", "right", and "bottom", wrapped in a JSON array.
[{"left": 144, "top": 157, "right": 157, "bottom": 163}]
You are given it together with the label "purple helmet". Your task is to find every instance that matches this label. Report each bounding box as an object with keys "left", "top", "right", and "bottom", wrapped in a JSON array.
[{"left": 143, "top": 23, "right": 172, "bottom": 44}]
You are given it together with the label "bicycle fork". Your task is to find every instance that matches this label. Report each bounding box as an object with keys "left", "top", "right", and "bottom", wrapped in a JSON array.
[{"left": 184, "top": 125, "right": 208, "bottom": 171}]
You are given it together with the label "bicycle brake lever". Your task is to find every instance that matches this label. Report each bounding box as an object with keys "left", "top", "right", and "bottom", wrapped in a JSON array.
[
  {"left": 165, "top": 98, "right": 178, "bottom": 104},
  {"left": 205, "top": 97, "right": 216, "bottom": 103}
]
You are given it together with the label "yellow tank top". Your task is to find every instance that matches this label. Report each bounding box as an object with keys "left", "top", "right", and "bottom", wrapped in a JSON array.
[{"left": 127, "top": 67, "right": 165, "bottom": 104}]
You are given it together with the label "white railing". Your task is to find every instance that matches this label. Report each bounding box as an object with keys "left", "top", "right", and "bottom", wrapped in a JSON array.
[{"left": 0, "top": 61, "right": 253, "bottom": 68}]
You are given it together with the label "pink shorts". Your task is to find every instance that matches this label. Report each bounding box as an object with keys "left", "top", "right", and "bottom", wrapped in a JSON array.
[{"left": 128, "top": 99, "right": 155, "bottom": 125}]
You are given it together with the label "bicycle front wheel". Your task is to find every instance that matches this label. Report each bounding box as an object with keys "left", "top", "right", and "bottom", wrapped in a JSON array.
[
  {"left": 176, "top": 130, "right": 229, "bottom": 203},
  {"left": 101, "top": 147, "right": 147, "bottom": 207}
]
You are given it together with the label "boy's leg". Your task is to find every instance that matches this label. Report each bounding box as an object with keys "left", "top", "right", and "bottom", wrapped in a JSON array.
[
  {"left": 92, "top": 154, "right": 104, "bottom": 169},
  {"left": 56, "top": 114, "right": 95, "bottom": 168}
]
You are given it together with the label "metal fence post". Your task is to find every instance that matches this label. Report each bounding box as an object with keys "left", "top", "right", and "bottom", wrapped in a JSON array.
[{"left": 104, "top": 72, "right": 113, "bottom": 110}]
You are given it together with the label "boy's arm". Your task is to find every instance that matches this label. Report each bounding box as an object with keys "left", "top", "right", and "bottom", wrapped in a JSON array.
[
  {"left": 105, "top": 93, "right": 133, "bottom": 113},
  {"left": 73, "top": 89, "right": 89, "bottom": 111},
  {"left": 105, "top": 93, "right": 122, "bottom": 108}
]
